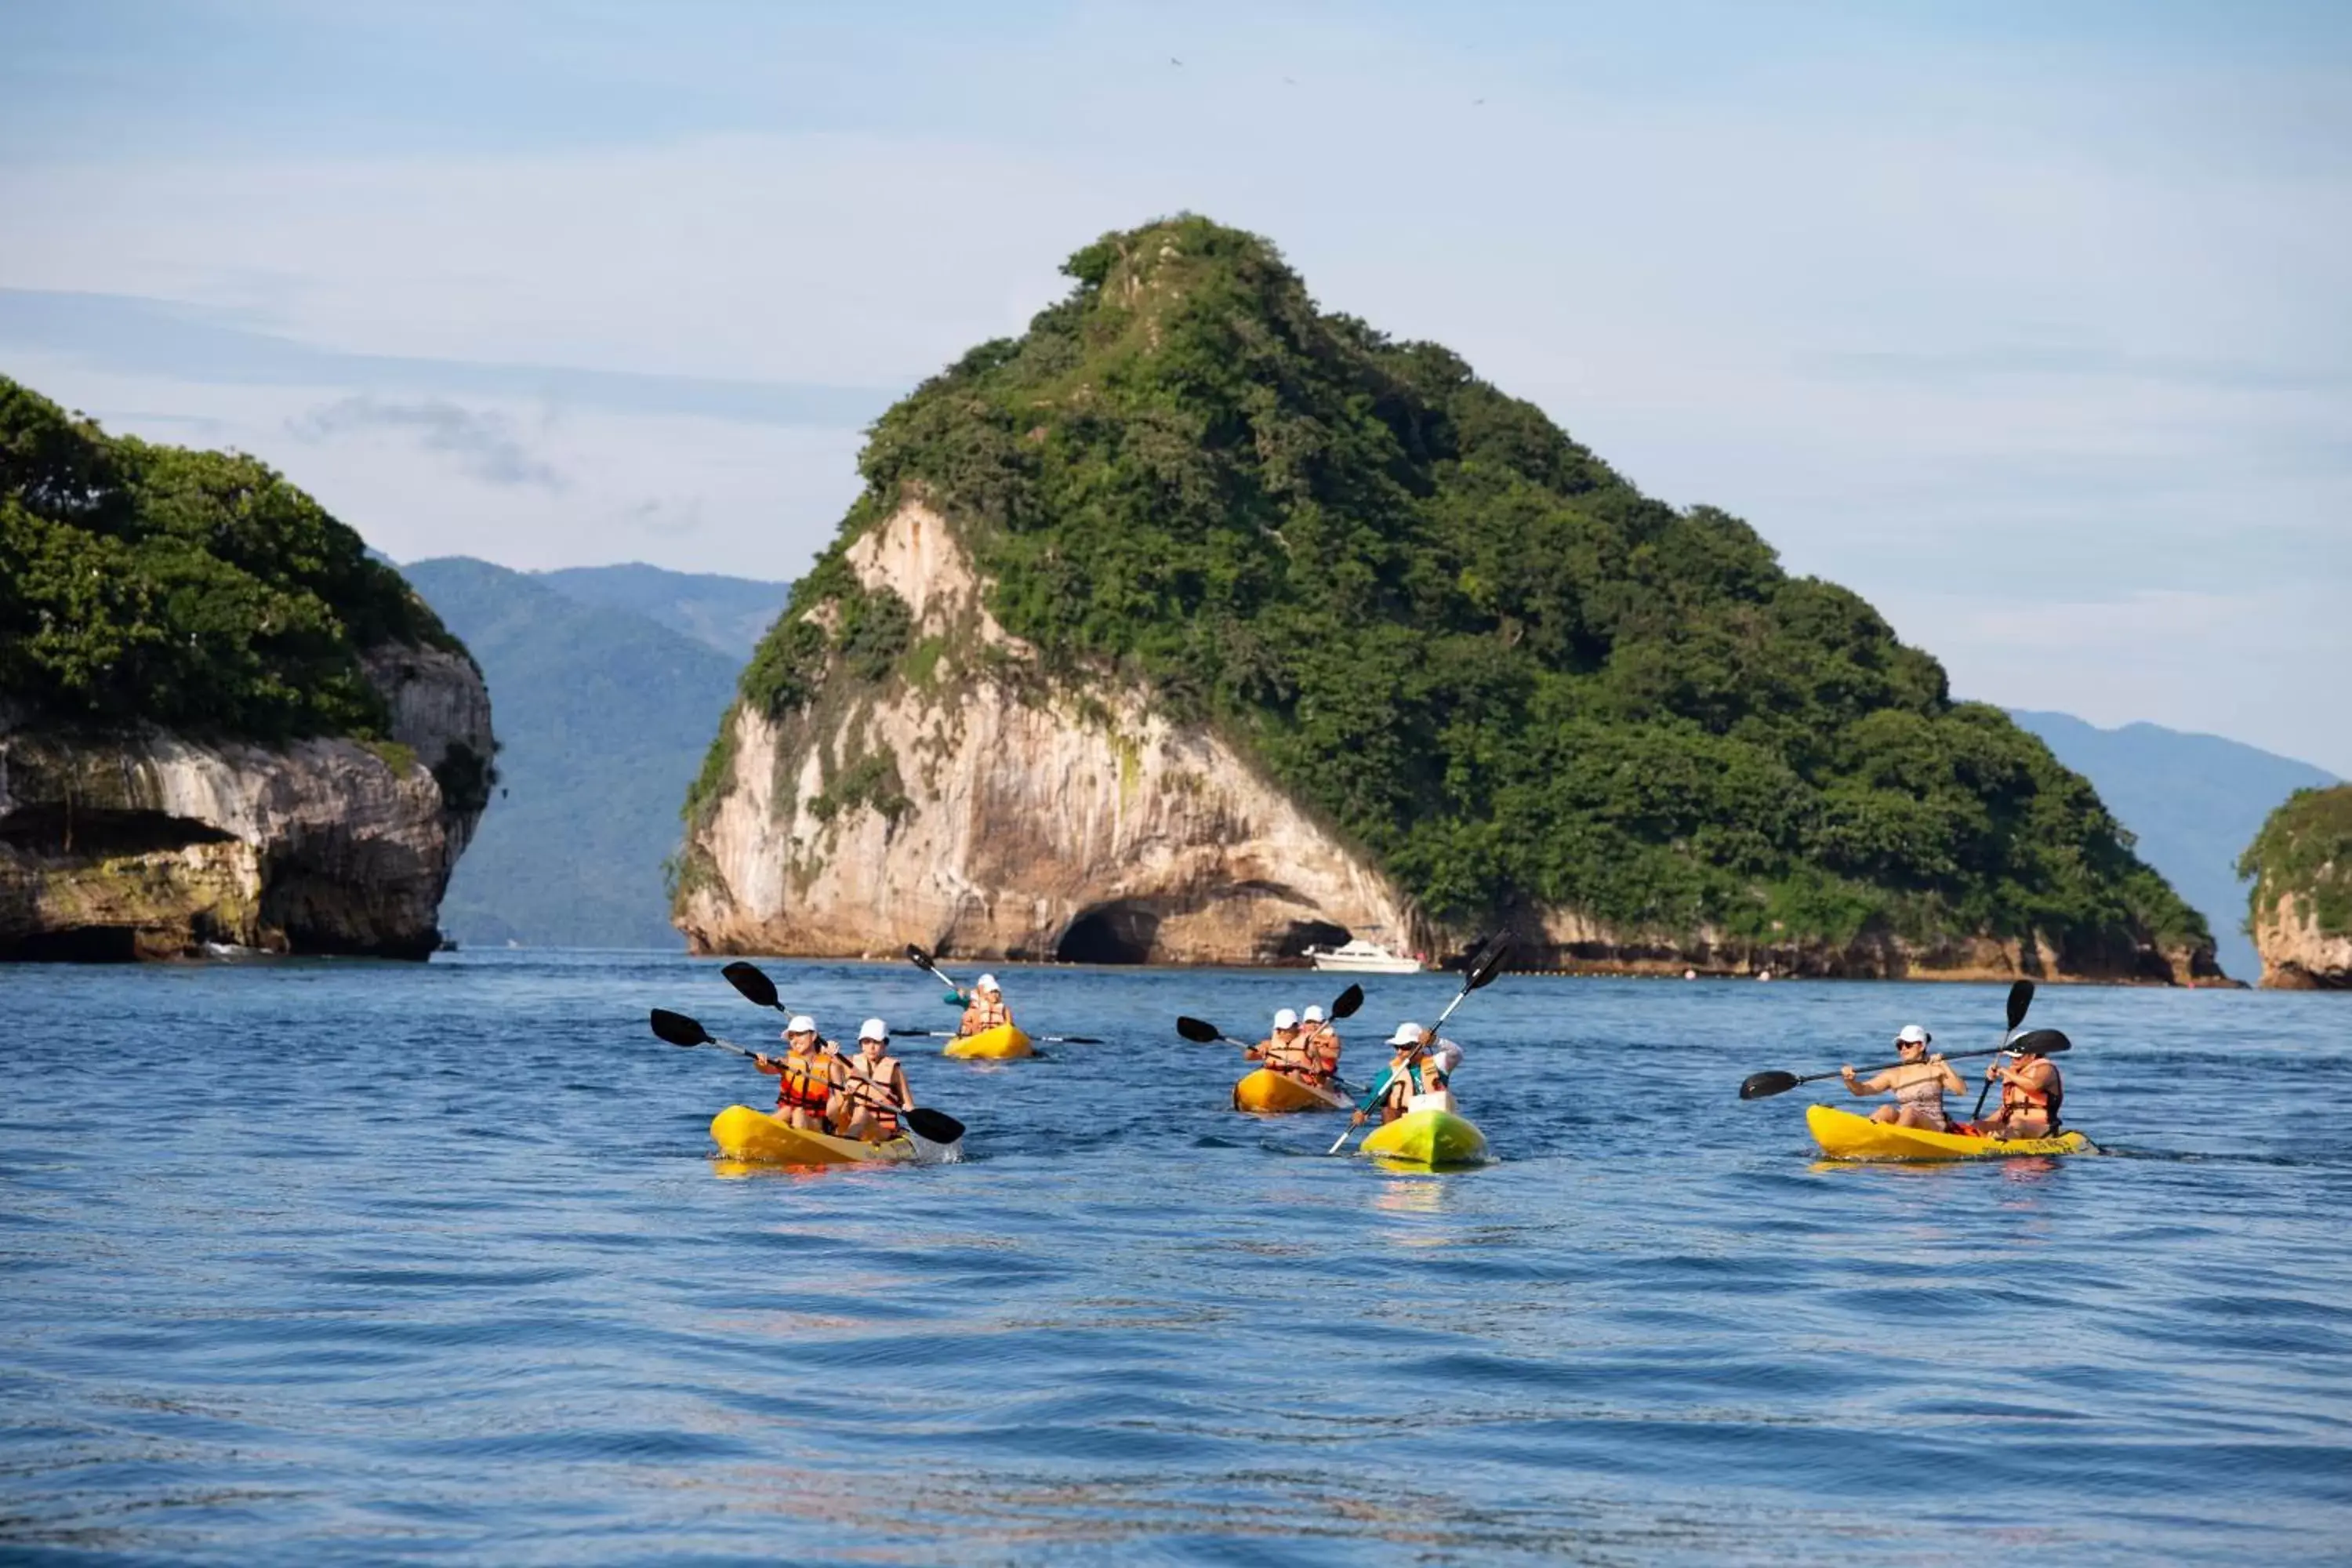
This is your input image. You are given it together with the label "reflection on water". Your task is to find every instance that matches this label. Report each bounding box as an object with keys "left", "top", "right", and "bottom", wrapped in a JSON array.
[{"left": 2, "top": 951, "right": 2349, "bottom": 1563}]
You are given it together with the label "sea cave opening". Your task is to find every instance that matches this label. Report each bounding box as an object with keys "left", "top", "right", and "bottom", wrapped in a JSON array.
[
  {"left": 1268, "top": 920, "right": 1351, "bottom": 962},
  {"left": 1055, "top": 901, "right": 1163, "bottom": 965}
]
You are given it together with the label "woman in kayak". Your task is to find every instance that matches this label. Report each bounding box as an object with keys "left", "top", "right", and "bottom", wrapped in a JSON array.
[
  {"left": 1838, "top": 1024, "right": 1964, "bottom": 1131},
  {"left": 954, "top": 974, "right": 1013, "bottom": 1036},
  {"left": 754, "top": 1014, "right": 843, "bottom": 1133},
  {"left": 837, "top": 1018, "right": 917, "bottom": 1143},
  {"left": 1247, "top": 1009, "right": 1316, "bottom": 1080},
  {"left": 1299, "top": 1004, "right": 1343, "bottom": 1083},
  {"left": 1978, "top": 1030, "right": 2065, "bottom": 1139},
  {"left": 1354, "top": 1023, "right": 1463, "bottom": 1127}
]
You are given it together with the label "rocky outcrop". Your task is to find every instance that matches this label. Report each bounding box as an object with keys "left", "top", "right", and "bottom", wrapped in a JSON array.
[
  {"left": 676, "top": 502, "right": 2221, "bottom": 983},
  {"left": 677, "top": 503, "right": 1422, "bottom": 964},
  {"left": 0, "top": 645, "right": 494, "bottom": 960},
  {"left": 2243, "top": 784, "right": 2352, "bottom": 989}
]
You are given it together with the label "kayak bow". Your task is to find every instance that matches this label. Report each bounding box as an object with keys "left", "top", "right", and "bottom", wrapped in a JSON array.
[
  {"left": 943, "top": 1023, "right": 1033, "bottom": 1060},
  {"left": 1232, "top": 1067, "right": 1350, "bottom": 1113},
  {"left": 710, "top": 1105, "right": 921, "bottom": 1165},
  {"left": 1358, "top": 1107, "right": 1490, "bottom": 1168}
]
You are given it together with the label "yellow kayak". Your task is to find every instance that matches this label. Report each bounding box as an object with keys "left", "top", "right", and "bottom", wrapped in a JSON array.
[
  {"left": 1233, "top": 1067, "right": 1349, "bottom": 1113},
  {"left": 709, "top": 1105, "right": 918, "bottom": 1165},
  {"left": 1359, "top": 1107, "right": 1489, "bottom": 1167},
  {"left": 944, "top": 1023, "right": 1033, "bottom": 1060},
  {"left": 1806, "top": 1104, "right": 2095, "bottom": 1162}
]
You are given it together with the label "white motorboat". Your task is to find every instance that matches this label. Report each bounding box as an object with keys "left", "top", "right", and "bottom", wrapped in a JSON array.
[{"left": 1305, "top": 938, "right": 1422, "bottom": 974}]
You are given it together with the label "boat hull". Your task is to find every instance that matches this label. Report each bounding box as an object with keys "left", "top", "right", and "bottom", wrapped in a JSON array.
[
  {"left": 944, "top": 1024, "right": 1033, "bottom": 1060},
  {"left": 1805, "top": 1104, "right": 2094, "bottom": 1162},
  {"left": 1359, "top": 1108, "right": 1489, "bottom": 1167},
  {"left": 1232, "top": 1068, "right": 1349, "bottom": 1113},
  {"left": 710, "top": 1105, "right": 918, "bottom": 1165}
]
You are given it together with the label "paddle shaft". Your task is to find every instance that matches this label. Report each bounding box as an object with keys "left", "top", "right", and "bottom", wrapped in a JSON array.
[{"left": 1811, "top": 1041, "right": 2020, "bottom": 1090}]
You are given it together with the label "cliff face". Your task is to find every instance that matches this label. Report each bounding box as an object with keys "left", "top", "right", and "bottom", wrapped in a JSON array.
[
  {"left": 0, "top": 645, "right": 493, "bottom": 960},
  {"left": 677, "top": 503, "right": 1421, "bottom": 964},
  {"left": 2241, "top": 784, "right": 2352, "bottom": 989},
  {"left": 677, "top": 503, "right": 2216, "bottom": 982}
]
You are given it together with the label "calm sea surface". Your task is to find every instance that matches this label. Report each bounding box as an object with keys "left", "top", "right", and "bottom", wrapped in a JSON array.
[{"left": 3, "top": 951, "right": 2349, "bottom": 1564}]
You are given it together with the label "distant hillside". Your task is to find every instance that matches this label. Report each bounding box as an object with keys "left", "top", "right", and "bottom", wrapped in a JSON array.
[
  {"left": 404, "top": 557, "right": 740, "bottom": 948},
  {"left": 2010, "top": 710, "right": 2339, "bottom": 980},
  {"left": 535, "top": 563, "right": 789, "bottom": 659}
]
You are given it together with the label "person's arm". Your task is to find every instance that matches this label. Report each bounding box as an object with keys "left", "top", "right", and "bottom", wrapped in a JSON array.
[
  {"left": 1933, "top": 1054, "right": 1965, "bottom": 1093},
  {"left": 1840, "top": 1066, "right": 1888, "bottom": 1097},
  {"left": 754, "top": 1054, "right": 784, "bottom": 1075},
  {"left": 890, "top": 1063, "right": 914, "bottom": 1110}
]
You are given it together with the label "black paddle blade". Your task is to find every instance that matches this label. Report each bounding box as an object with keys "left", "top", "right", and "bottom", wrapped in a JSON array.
[
  {"left": 650, "top": 1008, "right": 712, "bottom": 1047},
  {"left": 1330, "top": 983, "right": 1364, "bottom": 1021},
  {"left": 1176, "top": 1016, "right": 1223, "bottom": 1044},
  {"left": 906, "top": 943, "right": 934, "bottom": 969},
  {"left": 1740, "top": 1070, "right": 1799, "bottom": 1101},
  {"left": 720, "top": 960, "right": 780, "bottom": 1011},
  {"left": 2005, "top": 978, "right": 2035, "bottom": 1031},
  {"left": 904, "top": 1106, "right": 965, "bottom": 1143},
  {"left": 2010, "top": 1027, "right": 2071, "bottom": 1055},
  {"left": 1465, "top": 935, "right": 1512, "bottom": 990}
]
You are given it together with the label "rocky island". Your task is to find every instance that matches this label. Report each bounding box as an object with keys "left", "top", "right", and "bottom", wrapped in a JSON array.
[
  {"left": 1, "top": 377, "right": 493, "bottom": 960},
  {"left": 2240, "top": 785, "right": 2352, "bottom": 989},
  {"left": 673, "top": 216, "right": 2220, "bottom": 982}
]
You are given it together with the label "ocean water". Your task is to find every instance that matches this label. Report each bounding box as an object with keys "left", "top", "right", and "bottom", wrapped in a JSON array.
[{"left": 3, "top": 950, "right": 2349, "bottom": 1564}]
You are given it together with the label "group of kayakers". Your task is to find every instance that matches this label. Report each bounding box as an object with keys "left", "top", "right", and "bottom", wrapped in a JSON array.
[
  {"left": 1838, "top": 1023, "right": 2063, "bottom": 1138},
  {"left": 1240, "top": 1005, "right": 1466, "bottom": 1127},
  {"left": 750, "top": 973, "right": 1014, "bottom": 1145}
]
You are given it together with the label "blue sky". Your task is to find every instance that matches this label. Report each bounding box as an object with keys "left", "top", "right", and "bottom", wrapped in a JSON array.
[{"left": 3, "top": 1, "right": 2347, "bottom": 774}]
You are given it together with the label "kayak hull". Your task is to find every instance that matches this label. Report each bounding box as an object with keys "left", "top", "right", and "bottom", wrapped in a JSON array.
[
  {"left": 944, "top": 1023, "right": 1033, "bottom": 1060},
  {"left": 1806, "top": 1103, "right": 2094, "bottom": 1162},
  {"left": 1359, "top": 1108, "right": 1489, "bottom": 1167},
  {"left": 1233, "top": 1067, "right": 1348, "bottom": 1113},
  {"left": 710, "top": 1105, "right": 917, "bottom": 1165}
]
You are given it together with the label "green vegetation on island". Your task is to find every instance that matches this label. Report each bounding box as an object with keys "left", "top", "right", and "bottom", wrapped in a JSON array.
[
  {"left": 702, "top": 216, "right": 2208, "bottom": 969},
  {"left": 2238, "top": 785, "right": 2352, "bottom": 940},
  {"left": 1, "top": 376, "right": 459, "bottom": 742}
]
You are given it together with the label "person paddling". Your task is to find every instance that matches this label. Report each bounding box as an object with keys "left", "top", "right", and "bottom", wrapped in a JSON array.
[
  {"left": 1350, "top": 1022, "right": 1462, "bottom": 1128},
  {"left": 754, "top": 1014, "right": 843, "bottom": 1133},
  {"left": 837, "top": 1018, "right": 917, "bottom": 1143},
  {"left": 1979, "top": 1030, "right": 2064, "bottom": 1139},
  {"left": 953, "top": 974, "right": 1013, "bottom": 1037},
  {"left": 1246, "top": 1008, "right": 1317, "bottom": 1080},
  {"left": 1838, "top": 1024, "right": 1963, "bottom": 1131},
  {"left": 1299, "top": 1004, "right": 1343, "bottom": 1083}
]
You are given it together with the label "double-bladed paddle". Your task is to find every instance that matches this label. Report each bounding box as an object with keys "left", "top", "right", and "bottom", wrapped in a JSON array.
[
  {"left": 648, "top": 1007, "right": 967, "bottom": 1145},
  {"left": 1737, "top": 979, "right": 2041, "bottom": 1102},
  {"left": 1176, "top": 982, "right": 1364, "bottom": 1051},
  {"left": 1328, "top": 936, "right": 1511, "bottom": 1156},
  {"left": 900, "top": 944, "right": 1104, "bottom": 1042}
]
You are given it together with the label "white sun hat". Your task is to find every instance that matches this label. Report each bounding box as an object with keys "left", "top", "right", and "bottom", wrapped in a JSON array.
[
  {"left": 859, "top": 1017, "right": 889, "bottom": 1041},
  {"left": 786, "top": 1014, "right": 817, "bottom": 1034},
  {"left": 1895, "top": 1024, "right": 1931, "bottom": 1046},
  {"left": 1272, "top": 1007, "right": 1299, "bottom": 1030},
  {"left": 976, "top": 974, "right": 1002, "bottom": 993},
  {"left": 1388, "top": 1022, "right": 1425, "bottom": 1047},
  {"left": 1302, "top": 1004, "right": 1327, "bottom": 1023}
]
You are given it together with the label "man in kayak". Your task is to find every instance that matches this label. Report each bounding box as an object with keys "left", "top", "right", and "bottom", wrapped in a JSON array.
[
  {"left": 1299, "top": 1004, "right": 1343, "bottom": 1082},
  {"left": 953, "top": 974, "right": 1013, "bottom": 1037},
  {"left": 837, "top": 1018, "right": 918, "bottom": 1143},
  {"left": 753, "top": 1014, "right": 843, "bottom": 1133},
  {"left": 1838, "top": 1024, "right": 1964, "bottom": 1131},
  {"left": 1978, "top": 1030, "right": 2064, "bottom": 1139},
  {"left": 1246, "top": 1008, "right": 1317, "bottom": 1081},
  {"left": 1352, "top": 1022, "right": 1462, "bottom": 1127}
]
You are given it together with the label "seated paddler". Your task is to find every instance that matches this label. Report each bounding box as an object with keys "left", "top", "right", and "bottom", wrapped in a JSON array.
[
  {"left": 1978, "top": 1029, "right": 2066, "bottom": 1139},
  {"left": 1352, "top": 1022, "right": 1462, "bottom": 1128},
  {"left": 953, "top": 973, "right": 1013, "bottom": 1038},
  {"left": 1839, "top": 1024, "right": 1963, "bottom": 1131},
  {"left": 1245, "top": 1008, "right": 1316, "bottom": 1080},
  {"left": 1299, "top": 1004, "right": 1343, "bottom": 1082},
  {"left": 755, "top": 1014, "right": 843, "bottom": 1132},
  {"left": 837, "top": 1018, "right": 917, "bottom": 1144}
]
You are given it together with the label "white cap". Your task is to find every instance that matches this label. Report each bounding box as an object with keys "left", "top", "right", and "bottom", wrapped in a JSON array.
[
  {"left": 859, "top": 1017, "right": 888, "bottom": 1042},
  {"left": 976, "top": 973, "right": 1001, "bottom": 993},
  {"left": 1272, "top": 1008, "right": 1299, "bottom": 1030},
  {"left": 1388, "top": 1022, "right": 1425, "bottom": 1047},
  {"left": 785, "top": 1014, "right": 817, "bottom": 1035},
  {"left": 1302, "top": 1004, "right": 1326, "bottom": 1023},
  {"left": 1896, "top": 1024, "right": 1931, "bottom": 1045}
]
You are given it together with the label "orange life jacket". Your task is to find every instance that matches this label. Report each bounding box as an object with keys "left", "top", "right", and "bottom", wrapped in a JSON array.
[
  {"left": 842, "top": 1055, "right": 904, "bottom": 1133},
  {"left": 775, "top": 1051, "right": 832, "bottom": 1114},
  {"left": 1260, "top": 1030, "right": 1313, "bottom": 1076},
  {"left": 1302, "top": 1025, "right": 1341, "bottom": 1077},
  {"left": 960, "top": 997, "right": 1011, "bottom": 1034},
  {"left": 2003, "top": 1060, "right": 2063, "bottom": 1125}
]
